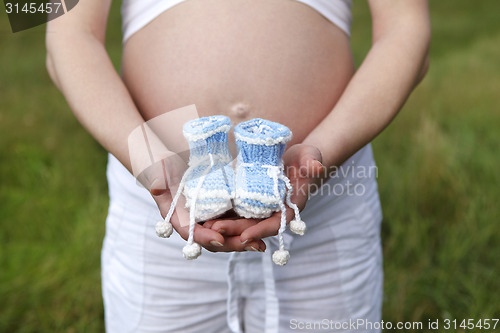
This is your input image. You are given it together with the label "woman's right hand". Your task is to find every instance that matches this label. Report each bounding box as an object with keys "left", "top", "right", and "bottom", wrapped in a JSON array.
[{"left": 141, "top": 156, "right": 266, "bottom": 253}]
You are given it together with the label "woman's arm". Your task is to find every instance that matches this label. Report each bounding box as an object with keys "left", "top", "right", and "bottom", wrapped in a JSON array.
[
  {"left": 210, "top": 0, "right": 431, "bottom": 244},
  {"left": 303, "top": 0, "right": 431, "bottom": 168},
  {"left": 46, "top": 0, "right": 257, "bottom": 252},
  {"left": 46, "top": 0, "right": 142, "bottom": 171}
]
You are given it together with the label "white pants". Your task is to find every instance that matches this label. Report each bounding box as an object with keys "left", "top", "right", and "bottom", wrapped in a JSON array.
[{"left": 101, "top": 144, "right": 383, "bottom": 332}]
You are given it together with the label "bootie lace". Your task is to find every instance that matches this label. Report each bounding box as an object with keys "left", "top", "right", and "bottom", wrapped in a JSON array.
[
  {"left": 155, "top": 115, "right": 234, "bottom": 260},
  {"left": 234, "top": 118, "right": 307, "bottom": 265}
]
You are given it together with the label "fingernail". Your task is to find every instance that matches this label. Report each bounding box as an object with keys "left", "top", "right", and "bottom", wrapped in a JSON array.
[
  {"left": 245, "top": 246, "right": 258, "bottom": 252},
  {"left": 241, "top": 239, "right": 251, "bottom": 245},
  {"left": 217, "top": 229, "right": 226, "bottom": 235},
  {"left": 210, "top": 240, "right": 224, "bottom": 247},
  {"left": 258, "top": 249, "right": 265, "bottom": 253}
]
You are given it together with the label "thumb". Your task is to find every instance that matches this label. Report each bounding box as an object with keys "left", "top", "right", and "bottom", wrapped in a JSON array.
[
  {"left": 150, "top": 178, "right": 168, "bottom": 196},
  {"left": 298, "top": 147, "right": 324, "bottom": 179}
]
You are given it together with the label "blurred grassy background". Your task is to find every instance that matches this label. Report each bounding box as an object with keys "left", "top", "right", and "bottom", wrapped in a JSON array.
[{"left": 1, "top": 1, "right": 499, "bottom": 332}]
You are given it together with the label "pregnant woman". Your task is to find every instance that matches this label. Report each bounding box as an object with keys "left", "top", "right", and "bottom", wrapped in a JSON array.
[{"left": 46, "top": 0, "right": 430, "bottom": 331}]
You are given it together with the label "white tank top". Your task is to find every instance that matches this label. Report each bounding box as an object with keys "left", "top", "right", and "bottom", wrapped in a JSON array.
[{"left": 121, "top": 0, "right": 352, "bottom": 41}]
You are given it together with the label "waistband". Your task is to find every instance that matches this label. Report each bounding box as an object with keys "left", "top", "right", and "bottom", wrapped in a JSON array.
[{"left": 121, "top": 0, "right": 352, "bottom": 42}]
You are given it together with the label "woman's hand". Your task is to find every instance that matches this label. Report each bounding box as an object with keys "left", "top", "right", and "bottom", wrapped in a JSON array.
[
  {"left": 206, "top": 144, "right": 325, "bottom": 247},
  {"left": 144, "top": 156, "right": 266, "bottom": 253}
]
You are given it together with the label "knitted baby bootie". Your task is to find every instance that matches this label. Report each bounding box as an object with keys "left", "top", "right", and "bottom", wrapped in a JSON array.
[
  {"left": 182, "top": 115, "right": 234, "bottom": 222},
  {"left": 234, "top": 119, "right": 290, "bottom": 218},
  {"left": 155, "top": 115, "right": 234, "bottom": 260},
  {"left": 233, "top": 118, "right": 306, "bottom": 265}
]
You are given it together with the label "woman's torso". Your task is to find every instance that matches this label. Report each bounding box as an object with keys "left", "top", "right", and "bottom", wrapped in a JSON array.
[{"left": 121, "top": 0, "right": 355, "bottom": 146}]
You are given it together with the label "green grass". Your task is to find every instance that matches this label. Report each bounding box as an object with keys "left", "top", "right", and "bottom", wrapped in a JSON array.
[{"left": 1, "top": 1, "right": 499, "bottom": 332}]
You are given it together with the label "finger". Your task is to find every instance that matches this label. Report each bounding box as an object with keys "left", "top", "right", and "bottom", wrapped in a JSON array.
[
  {"left": 141, "top": 156, "right": 186, "bottom": 193},
  {"left": 256, "top": 239, "right": 267, "bottom": 252},
  {"left": 159, "top": 194, "right": 190, "bottom": 227},
  {"left": 306, "top": 159, "right": 325, "bottom": 179},
  {"left": 222, "top": 236, "right": 266, "bottom": 252},
  {"left": 299, "top": 151, "right": 322, "bottom": 168},
  {"left": 174, "top": 223, "right": 226, "bottom": 249},
  {"left": 203, "top": 212, "right": 245, "bottom": 234},
  {"left": 284, "top": 144, "right": 323, "bottom": 179},
  {"left": 210, "top": 218, "right": 261, "bottom": 236},
  {"left": 149, "top": 175, "right": 172, "bottom": 200},
  {"left": 240, "top": 207, "right": 296, "bottom": 243},
  {"left": 240, "top": 214, "right": 281, "bottom": 243},
  {"left": 202, "top": 220, "right": 216, "bottom": 229},
  {"left": 195, "top": 226, "right": 226, "bottom": 248},
  {"left": 294, "top": 155, "right": 323, "bottom": 180},
  {"left": 150, "top": 178, "right": 169, "bottom": 196},
  {"left": 198, "top": 236, "right": 261, "bottom": 253}
]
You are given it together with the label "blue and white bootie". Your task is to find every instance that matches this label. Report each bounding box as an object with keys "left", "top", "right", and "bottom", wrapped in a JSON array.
[
  {"left": 234, "top": 118, "right": 306, "bottom": 265},
  {"left": 155, "top": 115, "right": 234, "bottom": 260}
]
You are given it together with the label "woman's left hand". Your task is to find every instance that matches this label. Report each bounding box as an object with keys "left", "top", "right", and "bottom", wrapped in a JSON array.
[{"left": 204, "top": 143, "right": 325, "bottom": 250}]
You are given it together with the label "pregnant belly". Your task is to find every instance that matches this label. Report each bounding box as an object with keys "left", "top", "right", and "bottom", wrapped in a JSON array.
[{"left": 122, "top": 0, "right": 354, "bottom": 145}]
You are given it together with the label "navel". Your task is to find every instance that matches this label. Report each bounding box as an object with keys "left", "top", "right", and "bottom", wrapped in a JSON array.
[{"left": 231, "top": 102, "right": 251, "bottom": 119}]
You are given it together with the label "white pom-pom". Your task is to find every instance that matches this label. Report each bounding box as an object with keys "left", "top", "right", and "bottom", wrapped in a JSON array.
[
  {"left": 183, "top": 243, "right": 202, "bottom": 260},
  {"left": 290, "top": 219, "right": 306, "bottom": 236},
  {"left": 155, "top": 221, "right": 173, "bottom": 238},
  {"left": 272, "top": 249, "right": 290, "bottom": 266}
]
